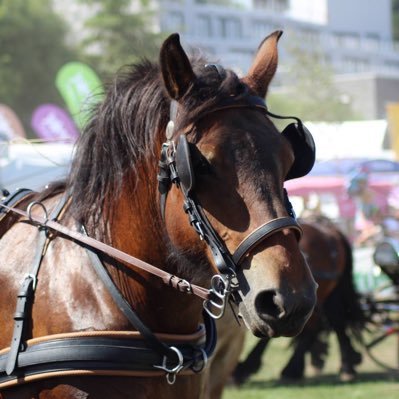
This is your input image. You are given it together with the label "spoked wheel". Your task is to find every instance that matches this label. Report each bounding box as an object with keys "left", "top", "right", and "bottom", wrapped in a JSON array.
[
  {"left": 364, "top": 323, "right": 399, "bottom": 372},
  {"left": 362, "top": 294, "right": 399, "bottom": 372}
]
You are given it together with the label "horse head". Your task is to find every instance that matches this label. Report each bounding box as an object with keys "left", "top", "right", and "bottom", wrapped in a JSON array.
[{"left": 159, "top": 32, "right": 317, "bottom": 338}]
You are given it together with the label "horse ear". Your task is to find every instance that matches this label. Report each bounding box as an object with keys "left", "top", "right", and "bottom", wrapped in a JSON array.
[
  {"left": 243, "top": 30, "right": 283, "bottom": 97},
  {"left": 160, "top": 33, "right": 196, "bottom": 101}
]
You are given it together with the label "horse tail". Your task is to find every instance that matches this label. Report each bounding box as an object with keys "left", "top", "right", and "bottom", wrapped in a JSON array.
[{"left": 324, "top": 230, "right": 366, "bottom": 342}]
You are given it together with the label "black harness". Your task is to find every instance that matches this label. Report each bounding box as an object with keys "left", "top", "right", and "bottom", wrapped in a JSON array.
[
  {"left": 158, "top": 94, "right": 315, "bottom": 317},
  {"left": 0, "top": 89, "right": 316, "bottom": 389}
]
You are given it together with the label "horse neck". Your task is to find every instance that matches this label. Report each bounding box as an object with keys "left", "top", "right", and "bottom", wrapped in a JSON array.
[{"left": 106, "top": 174, "right": 204, "bottom": 334}]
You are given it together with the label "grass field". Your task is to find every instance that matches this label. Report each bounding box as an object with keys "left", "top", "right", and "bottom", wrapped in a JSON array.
[{"left": 222, "top": 333, "right": 399, "bottom": 399}]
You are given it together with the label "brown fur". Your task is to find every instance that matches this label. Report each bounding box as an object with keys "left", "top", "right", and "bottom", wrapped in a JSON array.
[{"left": 0, "top": 32, "right": 316, "bottom": 398}]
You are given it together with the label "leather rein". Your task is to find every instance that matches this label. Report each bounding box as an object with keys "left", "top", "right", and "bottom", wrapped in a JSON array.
[{"left": 0, "top": 194, "right": 216, "bottom": 387}]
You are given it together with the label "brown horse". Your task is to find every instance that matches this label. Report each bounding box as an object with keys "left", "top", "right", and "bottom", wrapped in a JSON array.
[
  {"left": 0, "top": 32, "right": 317, "bottom": 398},
  {"left": 232, "top": 216, "right": 365, "bottom": 385}
]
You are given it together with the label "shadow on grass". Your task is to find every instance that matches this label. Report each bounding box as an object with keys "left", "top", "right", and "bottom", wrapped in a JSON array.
[{"left": 236, "top": 371, "right": 399, "bottom": 390}]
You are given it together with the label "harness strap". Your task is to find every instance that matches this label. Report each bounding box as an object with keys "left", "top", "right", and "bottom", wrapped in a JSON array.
[
  {"left": 83, "top": 235, "right": 216, "bottom": 367},
  {"left": 82, "top": 225, "right": 182, "bottom": 361},
  {"left": 233, "top": 217, "right": 302, "bottom": 265},
  {"left": 0, "top": 189, "right": 35, "bottom": 238},
  {"left": 0, "top": 329, "right": 210, "bottom": 389},
  {"left": 0, "top": 188, "right": 34, "bottom": 217},
  {"left": 0, "top": 198, "right": 217, "bottom": 385},
  {"left": 0, "top": 202, "right": 212, "bottom": 302},
  {"left": 5, "top": 195, "right": 69, "bottom": 375},
  {"left": 5, "top": 277, "right": 35, "bottom": 375},
  {"left": 185, "top": 196, "right": 236, "bottom": 274}
]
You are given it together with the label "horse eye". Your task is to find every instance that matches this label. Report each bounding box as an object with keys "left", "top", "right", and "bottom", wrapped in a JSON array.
[
  {"left": 193, "top": 154, "right": 213, "bottom": 175},
  {"left": 188, "top": 144, "right": 213, "bottom": 175}
]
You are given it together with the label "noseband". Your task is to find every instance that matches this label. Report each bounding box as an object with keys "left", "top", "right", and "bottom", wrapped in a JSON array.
[{"left": 158, "top": 95, "right": 302, "bottom": 318}]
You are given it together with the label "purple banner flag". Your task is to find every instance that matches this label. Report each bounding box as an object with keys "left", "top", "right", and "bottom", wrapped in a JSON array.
[{"left": 31, "top": 104, "right": 79, "bottom": 142}]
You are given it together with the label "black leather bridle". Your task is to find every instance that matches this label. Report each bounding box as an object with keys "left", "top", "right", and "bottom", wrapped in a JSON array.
[{"left": 158, "top": 95, "right": 303, "bottom": 318}]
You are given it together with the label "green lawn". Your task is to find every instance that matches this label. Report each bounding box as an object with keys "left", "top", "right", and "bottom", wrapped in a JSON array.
[{"left": 223, "top": 334, "right": 399, "bottom": 399}]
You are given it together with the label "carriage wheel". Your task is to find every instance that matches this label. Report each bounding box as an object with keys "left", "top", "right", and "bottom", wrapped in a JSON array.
[
  {"left": 364, "top": 325, "right": 399, "bottom": 372},
  {"left": 362, "top": 295, "right": 399, "bottom": 373}
]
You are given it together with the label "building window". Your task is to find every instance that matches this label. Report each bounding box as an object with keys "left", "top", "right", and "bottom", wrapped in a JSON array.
[
  {"left": 386, "top": 60, "right": 399, "bottom": 72},
  {"left": 333, "top": 32, "right": 360, "bottom": 49},
  {"left": 215, "top": 17, "right": 242, "bottom": 38},
  {"left": 253, "top": 0, "right": 289, "bottom": 12},
  {"left": 197, "top": 15, "right": 212, "bottom": 37},
  {"left": 300, "top": 28, "right": 320, "bottom": 44},
  {"left": 252, "top": 20, "right": 273, "bottom": 38},
  {"left": 343, "top": 57, "right": 369, "bottom": 72},
  {"left": 364, "top": 33, "right": 380, "bottom": 50}
]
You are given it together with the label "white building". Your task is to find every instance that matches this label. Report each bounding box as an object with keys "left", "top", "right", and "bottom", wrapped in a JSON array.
[
  {"left": 55, "top": 0, "right": 399, "bottom": 76},
  {"left": 156, "top": 0, "right": 399, "bottom": 118},
  {"left": 53, "top": 0, "right": 399, "bottom": 118},
  {"left": 157, "top": 0, "right": 398, "bottom": 76}
]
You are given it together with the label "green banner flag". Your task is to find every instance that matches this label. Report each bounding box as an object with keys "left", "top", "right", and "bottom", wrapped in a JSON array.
[{"left": 56, "top": 62, "right": 104, "bottom": 130}]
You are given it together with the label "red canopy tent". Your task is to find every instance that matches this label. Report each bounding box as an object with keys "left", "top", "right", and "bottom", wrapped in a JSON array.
[{"left": 284, "top": 175, "right": 395, "bottom": 218}]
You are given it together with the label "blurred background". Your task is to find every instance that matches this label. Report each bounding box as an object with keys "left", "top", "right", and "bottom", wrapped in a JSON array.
[{"left": 1, "top": 1, "right": 399, "bottom": 395}]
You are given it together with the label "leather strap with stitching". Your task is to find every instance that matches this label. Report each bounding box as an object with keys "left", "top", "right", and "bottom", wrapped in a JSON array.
[
  {"left": 232, "top": 217, "right": 302, "bottom": 265},
  {"left": 0, "top": 202, "right": 212, "bottom": 302},
  {"left": 0, "top": 329, "right": 209, "bottom": 389},
  {"left": 0, "top": 198, "right": 217, "bottom": 385},
  {"left": 5, "top": 195, "right": 69, "bottom": 375},
  {"left": 82, "top": 224, "right": 187, "bottom": 360}
]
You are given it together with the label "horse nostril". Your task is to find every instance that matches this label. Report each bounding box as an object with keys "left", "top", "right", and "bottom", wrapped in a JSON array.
[{"left": 255, "top": 290, "right": 286, "bottom": 320}]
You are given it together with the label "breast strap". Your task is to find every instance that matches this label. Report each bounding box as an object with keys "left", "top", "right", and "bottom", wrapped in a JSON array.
[{"left": 0, "top": 329, "right": 208, "bottom": 390}]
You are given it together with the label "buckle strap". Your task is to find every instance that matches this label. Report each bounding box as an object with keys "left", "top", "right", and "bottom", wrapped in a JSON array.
[
  {"left": 82, "top": 225, "right": 217, "bottom": 383},
  {"left": 0, "top": 326, "right": 215, "bottom": 389},
  {"left": 5, "top": 194, "right": 69, "bottom": 375},
  {"left": 5, "top": 276, "right": 35, "bottom": 375}
]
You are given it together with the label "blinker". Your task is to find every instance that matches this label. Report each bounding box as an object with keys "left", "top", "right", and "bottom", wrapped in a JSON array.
[
  {"left": 175, "top": 135, "right": 195, "bottom": 194},
  {"left": 266, "top": 111, "right": 316, "bottom": 181},
  {"left": 281, "top": 121, "right": 315, "bottom": 180}
]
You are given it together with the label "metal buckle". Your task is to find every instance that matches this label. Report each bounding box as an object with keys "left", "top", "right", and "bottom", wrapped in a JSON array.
[
  {"left": 153, "top": 346, "right": 184, "bottom": 385},
  {"left": 191, "top": 348, "right": 208, "bottom": 373},
  {"left": 23, "top": 273, "right": 37, "bottom": 291},
  {"left": 177, "top": 278, "right": 193, "bottom": 294},
  {"left": 203, "top": 274, "right": 232, "bottom": 319},
  {"left": 194, "top": 220, "right": 205, "bottom": 240},
  {"left": 27, "top": 201, "right": 49, "bottom": 225}
]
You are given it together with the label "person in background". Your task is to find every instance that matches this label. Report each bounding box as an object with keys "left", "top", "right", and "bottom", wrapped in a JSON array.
[
  {"left": 347, "top": 172, "right": 384, "bottom": 246},
  {"left": 381, "top": 186, "right": 399, "bottom": 239}
]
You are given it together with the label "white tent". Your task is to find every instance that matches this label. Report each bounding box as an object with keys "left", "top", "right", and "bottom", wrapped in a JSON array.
[
  {"left": 0, "top": 119, "right": 393, "bottom": 194},
  {"left": 306, "top": 120, "right": 392, "bottom": 160},
  {"left": 0, "top": 142, "right": 74, "bottom": 192}
]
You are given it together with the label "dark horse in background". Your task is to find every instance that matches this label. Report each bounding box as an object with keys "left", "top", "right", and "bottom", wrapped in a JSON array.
[
  {"left": 233, "top": 216, "right": 365, "bottom": 384},
  {"left": 0, "top": 31, "right": 317, "bottom": 398}
]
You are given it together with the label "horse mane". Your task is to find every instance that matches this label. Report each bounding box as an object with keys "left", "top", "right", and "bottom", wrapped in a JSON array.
[{"left": 63, "top": 55, "right": 247, "bottom": 230}]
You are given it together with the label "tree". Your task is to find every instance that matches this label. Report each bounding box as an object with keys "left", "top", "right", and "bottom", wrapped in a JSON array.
[
  {"left": 77, "top": 0, "right": 165, "bottom": 79},
  {"left": 268, "top": 44, "right": 359, "bottom": 122},
  {"left": 0, "top": 0, "right": 78, "bottom": 134},
  {"left": 393, "top": 0, "right": 399, "bottom": 41}
]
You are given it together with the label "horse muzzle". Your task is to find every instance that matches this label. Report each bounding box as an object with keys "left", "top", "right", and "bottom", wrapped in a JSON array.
[{"left": 237, "top": 282, "right": 317, "bottom": 338}]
